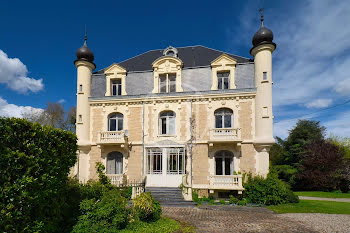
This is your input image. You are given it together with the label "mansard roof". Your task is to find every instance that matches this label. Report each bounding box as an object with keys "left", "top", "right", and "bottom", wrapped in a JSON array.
[{"left": 94, "top": 45, "right": 252, "bottom": 73}]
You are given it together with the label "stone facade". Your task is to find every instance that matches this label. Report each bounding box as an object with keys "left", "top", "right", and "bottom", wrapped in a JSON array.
[{"left": 73, "top": 42, "right": 275, "bottom": 198}]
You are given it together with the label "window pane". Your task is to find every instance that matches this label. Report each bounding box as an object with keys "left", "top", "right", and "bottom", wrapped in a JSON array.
[
  {"left": 112, "top": 84, "right": 117, "bottom": 96},
  {"left": 168, "top": 117, "right": 175, "bottom": 135},
  {"left": 109, "top": 119, "right": 116, "bottom": 131},
  {"left": 224, "top": 77, "right": 229, "bottom": 89},
  {"left": 225, "top": 158, "right": 232, "bottom": 175},
  {"left": 263, "top": 72, "right": 267, "bottom": 80},
  {"left": 118, "top": 84, "right": 122, "bottom": 95},
  {"left": 117, "top": 118, "right": 123, "bottom": 130},
  {"left": 116, "top": 154, "right": 123, "bottom": 174},
  {"left": 159, "top": 75, "right": 167, "bottom": 93},
  {"left": 218, "top": 77, "right": 222, "bottom": 89},
  {"left": 107, "top": 154, "right": 116, "bottom": 174},
  {"left": 224, "top": 115, "right": 231, "bottom": 128},
  {"left": 116, "top": 79, "right": 121, "bottom": 84},
  {"left": 215, "top": 115, "right": 222, "bottom": 128},
  {"left": 169, "top": 75, "right": 176, "bottom": 92},
  {"left": 161, "top": 118, "right": 167, "bottom": 134},
  {"left": 215, "top": 158, "right": 223, "bottom": 175}
]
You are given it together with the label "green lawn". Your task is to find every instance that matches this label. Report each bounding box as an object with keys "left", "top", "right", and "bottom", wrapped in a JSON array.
[
  {"left": 294, "top": 191, "right": 350, "bottom": 198},
  {"left": 267, "top": 200, "right": 350, "bottom": 215},
  {"left": 119, "top": 217, "right": 194, "bottom": 233}
]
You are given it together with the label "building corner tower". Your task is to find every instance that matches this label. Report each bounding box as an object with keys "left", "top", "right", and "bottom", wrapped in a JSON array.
[
  {"left": 74, "top": 32, "right": 96, "bottom": 182},
  {"left": 250, "top": 10, "right": 276, "bottom": 176}
]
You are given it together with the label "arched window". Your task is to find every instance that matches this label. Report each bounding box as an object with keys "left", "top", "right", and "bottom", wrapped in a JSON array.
[
  {"left": 108, "top": 113, "right": 123, "bottom": 131},
  {"left": 106, "top": 151, "right": 123, "bottom": 174},
  {"left": 159, "top": 111, "right": 176, "bottom": 135},
  {"left": 215, "top": 150, "right": 233, "bottom": 175},
  {"left": 214, "top": 108, "right": 233, "bottom": 128}
]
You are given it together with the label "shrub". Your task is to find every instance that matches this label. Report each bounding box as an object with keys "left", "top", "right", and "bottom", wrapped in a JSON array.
[
  {"left": 121, "top": 186, "right": 133, "bottom": 200},
  {"left": 72, "top": 189, "right": 128, "bottom": 232},
  {"left": 133, "top": 192, "right": 162, "bottom": 222},
  {"left": 229, "top": 195, "right": 239, "bottom": 204},
  {"left": 237, "top": 199, "right": 247, "bottom": 206},
  {"left": 0, "top": 118, "right": 77, "bottom": 232},
  {"left": 270, "top": 165, "right": 298, "bottom": 187},
  {"left": 219, "top": 199, "right": 226, "bottom": 205},
  {"left": 244, "top": 173, "right": 299, "bottom": 205}
]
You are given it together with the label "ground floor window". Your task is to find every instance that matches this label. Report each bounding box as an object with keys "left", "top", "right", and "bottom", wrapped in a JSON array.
[
  {"left": 215, "top": 150, "right": 233, "bottom": 175},
  {"left": 147, "top": 148, "right": 162, "bottom": 174},
  {"left": 146, "top": 147, "right": 185, "bottom": 175},
  {"left": 167, "top": 148, "right": 185, "bottom": 174},
  {"left": 106, "top": 151, "right": 123, "bottom": 174}
]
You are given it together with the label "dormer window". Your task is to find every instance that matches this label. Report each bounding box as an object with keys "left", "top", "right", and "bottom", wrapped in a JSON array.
[
  {"left": 217, "top": 72, "right": 230, "bottom": 90},
  {"left": 111, "top": 79, "right": 122, "bottom": 96},
  {"left": 163, "top": 46, "right": 178, "bottom": 57},
  {"left": 159, "top": 73, "right": 176, "bottom": 93}
]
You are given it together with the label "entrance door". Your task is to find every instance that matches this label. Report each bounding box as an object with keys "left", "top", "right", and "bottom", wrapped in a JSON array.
[{"left": 146, "top": 147, "right": 185, "bottom": 187}]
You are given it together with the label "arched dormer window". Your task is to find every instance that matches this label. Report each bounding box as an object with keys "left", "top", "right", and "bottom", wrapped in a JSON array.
[
  {"left": 106, "top": 151, "right": 123, "bottom": 174},
  {"left": 214, "top": 108, "right": 233, "bottom": 128},
  {"left": 108, "top": 113, "right": 123, "bottom": 131},
  {"left": 159, "top": 111, "right": 176, "bottom": 135}
]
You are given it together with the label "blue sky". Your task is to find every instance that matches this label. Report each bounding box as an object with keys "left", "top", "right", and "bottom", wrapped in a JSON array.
[{"left": 0, "top": 0, "right": 349, "bottom": 139}]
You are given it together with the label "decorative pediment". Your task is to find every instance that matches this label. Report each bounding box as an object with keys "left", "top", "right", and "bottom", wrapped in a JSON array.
[
  {"left": 211, "top": 54, "right": 237, "bottom": 68},
  {"left": 152, "top": 56, "right": 183, "bottom": 73},
  {"left": 104, "top": 63, "right": 127, "bottom": 75}
]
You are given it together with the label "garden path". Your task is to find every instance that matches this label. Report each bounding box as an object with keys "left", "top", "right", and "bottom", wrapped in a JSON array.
[
  {"left": 299, "top": 196, "right": 350, "bottom": 203},
  {"left": 163, "top": 205, "right": 317, "bottom": 233}
]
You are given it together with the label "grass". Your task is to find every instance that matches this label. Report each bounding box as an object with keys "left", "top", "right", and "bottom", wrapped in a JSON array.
[
  {"left": 119, "top": 217, "right": 194, "bottom": 233},
  {"left": 267, "top": 200, "right": 350, "bottom": 215},
  {"left": 294, "top": 191, "right": 350, "bottom": 198}
]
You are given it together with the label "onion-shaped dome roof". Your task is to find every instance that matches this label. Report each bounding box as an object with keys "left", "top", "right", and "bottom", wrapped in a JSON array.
[
  {"left": 250, "top": 10, "right": 276, "bottom": 53},
  {"left": 76, "top": 43, "right": 94, "bottom": 62}
]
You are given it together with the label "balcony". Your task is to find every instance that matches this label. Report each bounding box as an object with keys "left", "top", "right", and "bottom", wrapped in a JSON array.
[
  {"left": 106, "top": 174, "right": 123, "bottom": 186},
  {"left": 97, "top": 131, "right": 126, "bottom": 145},
  {"left": 209, "top": 175, "right": 244, "bottom": 191},
  {"left": 209, "top": 128, "right": 241, "bottom": 143}
]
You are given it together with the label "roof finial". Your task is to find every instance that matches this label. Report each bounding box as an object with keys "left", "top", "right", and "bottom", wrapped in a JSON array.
[
  {"left": 259, "top": 8, "right": 264, "bottom": 27},
  {"left": 84, "top": 25, "right": 87, "bottom": 46}
]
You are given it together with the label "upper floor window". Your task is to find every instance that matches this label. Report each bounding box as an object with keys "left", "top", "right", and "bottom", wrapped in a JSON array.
[
  {"left": 215, "top": 150, "right": 233, "bottom": 175},
  {"left": 108, "top": 113, "right": 123, "bottom": 131},
  {"left": 111, "top": 79, "right": 122, "bottom": 96},
  {"left": 263, "top": 72, "right": 267, "bottom": 80},
  {"left": 159, "top": 111, "right": 176, "bottom": 135},
  {"left": 215, "top": 108, "right": 233, "bottom": 128},
  {"left": 159, "top": 74, "right": 176, "bottom": 93},
  {"left": 217, "top": 72, "right": 230, "bottom": 90},
  {"left": 106, "top": 151, "right": 123, "bottom": 174}
]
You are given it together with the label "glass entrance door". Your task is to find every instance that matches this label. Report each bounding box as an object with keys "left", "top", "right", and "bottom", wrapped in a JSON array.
[{"left": 146, "top": 147, "right": 185, "bottom": 187}]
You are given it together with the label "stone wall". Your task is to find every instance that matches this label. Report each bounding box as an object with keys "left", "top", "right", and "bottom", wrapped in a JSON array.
[{"left": 192, "top": 144, "right": 209, "bottom": 185}]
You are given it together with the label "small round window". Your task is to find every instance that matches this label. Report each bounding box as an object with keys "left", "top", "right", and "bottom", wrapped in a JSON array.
[{"left": 166, "top": 50, "right": 175, "bottom": 56}]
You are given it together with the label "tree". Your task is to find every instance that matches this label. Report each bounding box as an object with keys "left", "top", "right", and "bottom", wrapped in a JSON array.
[
  {"left": 22, "top": 102, "right": 76, "bottom": 132},
  {"left": 296, "top": 139, "right": 345, "bottom": 191},
  {"left": 329, "top": 135, "right": 350, "bottom": 159}
]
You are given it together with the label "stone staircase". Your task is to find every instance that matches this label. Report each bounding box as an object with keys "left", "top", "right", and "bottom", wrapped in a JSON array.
[{"left": 146, "top": 187, "right": 196, "bottom": 207}]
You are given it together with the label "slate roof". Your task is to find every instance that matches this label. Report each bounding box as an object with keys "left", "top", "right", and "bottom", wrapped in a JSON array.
[{"left": 94, "top": 45, "right": 252, "bottom": 73}]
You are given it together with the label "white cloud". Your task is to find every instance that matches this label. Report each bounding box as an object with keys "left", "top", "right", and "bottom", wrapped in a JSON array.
[
  {"left": 0, "top": 97, "right": 43, "bottom": 118},
  {"left": 335, "top": 78, "right": 350, "bottom": 97},
  {"left": 305, "top": 98, "right": 333, "bottom": 109},
  {"left": 58, "top": 99, "right": 65, "bottom": 104},
  {"left": 324, "top": 110, "right": 350, "bottom": 138},
  {"left": 0, "top": 50, "right": 44, "bottom": 93}
]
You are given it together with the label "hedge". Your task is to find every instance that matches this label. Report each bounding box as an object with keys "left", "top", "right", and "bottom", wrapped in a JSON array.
[{"left": 0, "top": 118, "right": 77, "bottom": 232}]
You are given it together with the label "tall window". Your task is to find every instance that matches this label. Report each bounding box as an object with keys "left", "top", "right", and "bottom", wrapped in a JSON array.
[
  {"left": 146, "top": 148, "right": 162, "bottom": 174},
  {"left": 215, "top": 150, "right": 233, "bottom": 175},
  {"left": 159, "top": 111, "right": 176, "bottom": 135},
  {"left": 215, "top": 108, "right": 233, "bottom": 128},
  {"left": 217, "top": 72, "right": 230, "bottom": 90},
  {"left": 111, "top": 79, "right": 122, "bottom": 96},
  {"left": 108, "top": 113, "right": 123, "bottom": 131},
  {"left": 167, "top": 148, "right": 185, "bottom": 174},
  {"left": 159, "top": 73, "right": 176, "bottom": 93},
  {"left": 106, "top": 152, "right": 123, "bottom": 174}
]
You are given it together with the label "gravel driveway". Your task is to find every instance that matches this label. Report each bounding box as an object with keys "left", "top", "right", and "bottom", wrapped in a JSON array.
[{"left": 163, "top": 205, "right": 350, "bottom": 233}]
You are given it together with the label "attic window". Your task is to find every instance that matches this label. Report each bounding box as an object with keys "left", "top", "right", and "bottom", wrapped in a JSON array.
[{"left": 163, "top": 46, "right": 178, "bottom": 57}]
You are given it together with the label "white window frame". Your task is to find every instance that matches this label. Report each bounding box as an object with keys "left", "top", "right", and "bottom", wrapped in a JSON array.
[
  {"left": 217, "top": 72, "right": 230, "bottom": 90},
  {"left": 159, "top": 111, "right": 176, "bottom": 135},
  {"left": 214, "top": 108, "right": 233, "bottom": 128},
  {"left": 108, "top": 113, "right": 123, "bottom": 131},
  {"left": 159, "top": 73, "right": 176, "bottom": 93},
  {"left": 111, "top": 79, "right": 122, "bottom": 96},
  {"left": 167, "top": 148, "right": 185, "bottom": 175},
  {"left": 215, "top": 151, "right": 234, "bottom": 175},
  {"left": 146, "top": 148, "right": 163, "bottom": 174}
]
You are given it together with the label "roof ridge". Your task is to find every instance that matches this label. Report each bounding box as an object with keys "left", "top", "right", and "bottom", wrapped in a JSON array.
[{"left": 196, "top": 45, "right": 251, "bottom": 60}]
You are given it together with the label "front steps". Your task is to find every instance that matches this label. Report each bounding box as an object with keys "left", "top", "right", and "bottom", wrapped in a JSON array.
[{"left": 146, "top": 187, "right": 196, "bottom": 207}]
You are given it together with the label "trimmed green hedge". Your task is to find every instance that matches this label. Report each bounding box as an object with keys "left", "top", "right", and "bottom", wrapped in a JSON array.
[{"left": 0, "top": 118, "right": 77, "bottom": 232}]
